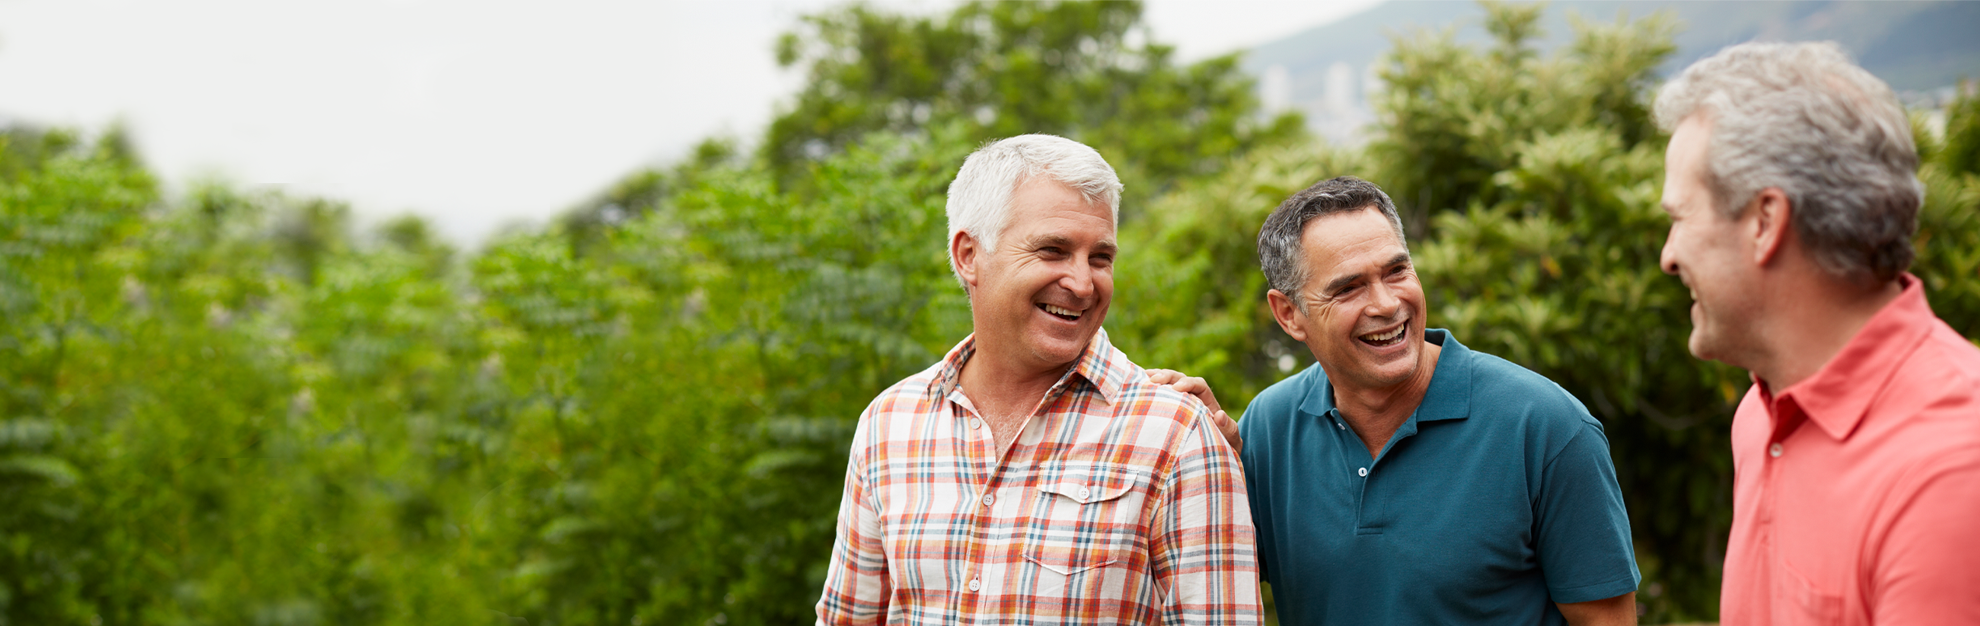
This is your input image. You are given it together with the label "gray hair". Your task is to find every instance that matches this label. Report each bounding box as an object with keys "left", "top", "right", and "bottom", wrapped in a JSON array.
[
  {"left": 1257, "top": 176, "right": 1407, "bottom": 306},
  {"left": 945, "top": 134, "right": 1123, "bottom": 289},
  {"left": 1653, "top": 41, "right": 1921, "bottom": 283}
]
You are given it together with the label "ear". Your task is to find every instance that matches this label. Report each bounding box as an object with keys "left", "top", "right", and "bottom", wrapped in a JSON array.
[
  {"left": 1748, "top": 187, "right": 1793, "bottom": 267},
  {"left": 951, "top": 231, "right": 982, "bottom": 290},
  {"left": 1267, "top": 289, "right": 1309, "bottom": 342}
]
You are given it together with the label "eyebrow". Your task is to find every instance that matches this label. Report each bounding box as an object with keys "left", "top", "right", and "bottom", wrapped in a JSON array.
[
  {"left": 1320, "top": 251, "right": 1412, "bottom": 295},
  {"left": 1030, "top": 234, "right": 1118, "bottom": 255}
]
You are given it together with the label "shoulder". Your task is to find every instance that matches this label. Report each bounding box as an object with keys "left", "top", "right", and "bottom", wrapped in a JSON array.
[
  {"left": 1919, "top": 321, "right": 1980, "bottom": 390},
  {"left": 1451, "top": 347, "right": 1608, "bottom": 466},
  {"left": 873, "top": 361, "right": 945, "bottom": 410},
  {"left": 1112, "top": 373, "right": 1212, "bottom": 432},
  {"left": 854, "top": 360, "right": 946, "bottom": 438},
  {"left": 1463, "top": 348, "right": 1600, "bottom": 430},
  {"left": 1880, "top": 322, "right": 1980, "bottom": 468},
  {"left": 1240, "top": 363, "right": 1323, "bottom": 434}
]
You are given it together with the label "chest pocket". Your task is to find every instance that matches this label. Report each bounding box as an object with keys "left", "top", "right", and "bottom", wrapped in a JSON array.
[
  {"left": 1023, "top": 463, "right": 1150, "bottom": 576},
  {"left": 1773, "top": 558, "right": 1844, "bottom": 625}
]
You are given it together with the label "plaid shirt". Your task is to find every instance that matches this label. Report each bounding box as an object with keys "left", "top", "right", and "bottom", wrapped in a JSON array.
[{"left": 816, "top": 329, "right": 1260, "bottom": 626}]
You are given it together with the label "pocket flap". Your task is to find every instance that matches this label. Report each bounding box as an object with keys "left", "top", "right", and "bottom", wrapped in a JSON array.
[
  {"left": 1023, "top": 550, "right": 1118, "bottom": 576},
  {"left": 1038, "top": 481, "right": 1132, "bottom": 504}
]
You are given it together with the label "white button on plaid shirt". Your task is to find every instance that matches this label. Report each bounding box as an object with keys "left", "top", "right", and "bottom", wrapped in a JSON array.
[{"left": 815, "top": 329, "right": 1261, "bottom": 625}]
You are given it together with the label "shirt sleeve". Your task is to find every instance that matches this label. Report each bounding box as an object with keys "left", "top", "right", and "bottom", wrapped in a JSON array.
[
  {"left": 1533, "top": 420, "right": 1642, "bottom": 604},
  {"left": 1870, "top": 452, "right": 1980, "bottom": 624},
  {"left": 815, "top": 413, "right": 889, "bottom": 626},
  {"left": 1148, "top": 405, "right": 1263, "bottom": 626},
  {"left": 1236, "top": 405, "right": 1270, "bottom": 582}
]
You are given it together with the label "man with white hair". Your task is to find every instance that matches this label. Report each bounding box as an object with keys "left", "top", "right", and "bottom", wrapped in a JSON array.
[
  {"left": 1655, "top": 42, "right": 1980, "bottom": 623},
  {"left": 814, "top": 134, "right": 1259, "bottom": 625}
]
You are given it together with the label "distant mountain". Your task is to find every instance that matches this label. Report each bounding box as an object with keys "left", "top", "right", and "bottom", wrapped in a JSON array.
[{"left": 1244, "top": 0, "right": 1980, "bottom": 141}]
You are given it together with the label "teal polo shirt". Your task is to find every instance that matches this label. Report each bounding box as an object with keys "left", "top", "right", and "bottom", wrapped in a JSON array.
[{"left": 1239, "top": 329, "right": 1638, "bottom": 624}]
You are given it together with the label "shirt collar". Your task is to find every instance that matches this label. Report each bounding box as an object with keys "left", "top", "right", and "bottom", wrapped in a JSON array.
[
  {"left": 930, "top": 328, "right": 1124, "bottom": 405},
  {"left": 1755, "top": 273, "right": 1937, "bottom": 441},
  {"left": 1299, "top": 328, "right": 1471, "bottom": 423}
]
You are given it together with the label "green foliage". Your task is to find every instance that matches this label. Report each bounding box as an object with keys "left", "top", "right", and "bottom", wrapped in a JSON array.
[
  {"left": 765, "top": 0, "right": 1303, "bottom": 202},
  {"left": 1914, "top": 82, "right": 1980, "bottom": 336},
  {"left": 1368, "top": 1, "right": 1675, "bottom": 235},
  {"left": 6, "top": 2, "right": 1979, "bottom": 625}
]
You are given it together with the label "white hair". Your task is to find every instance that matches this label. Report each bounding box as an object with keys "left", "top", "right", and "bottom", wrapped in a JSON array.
[
  {"left": 944, "top": 134, "right": 1123, "bottom": 289},
  {"left": 1653, "top": 41, "right": 1921, "bottom": 283}
]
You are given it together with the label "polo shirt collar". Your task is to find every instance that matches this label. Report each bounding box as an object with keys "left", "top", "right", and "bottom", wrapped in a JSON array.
[
  {"left": 930, "top": 328, "right": 1124, "bottom": 405},
  {"left": 1298, "top": 328, "right": 1472, "bottom": 423},
  {"left": 1755, "top": 273, "right": 1936, "bottom": 441}
]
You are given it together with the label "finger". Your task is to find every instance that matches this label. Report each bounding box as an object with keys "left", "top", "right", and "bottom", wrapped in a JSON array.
[
  {"left": 1173, "top": 377, "right": 1222, "bottom": 413},
  {"left": 1145, "top": 369, "right": 1180, "bottom": 384},
  {"left": 1168, "top": 377, "right": 1207, "bottom": 395},
  {"left": 1215, "top": 410, "right": 1243, "bottom": 455}
]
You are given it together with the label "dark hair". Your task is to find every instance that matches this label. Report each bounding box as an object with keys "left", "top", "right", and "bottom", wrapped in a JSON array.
[{"left": 1256, "top": 176, "right": 1406, "bottom": 304}]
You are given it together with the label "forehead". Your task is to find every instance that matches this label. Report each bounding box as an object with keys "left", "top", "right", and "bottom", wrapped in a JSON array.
[
  {"left": 1302, "top": 208, "right": 1403, "bottom": 262},
  {"left": 1662, "top": 115, "right": 1715, "bottom": 210},
  {"left": 1005, "top": 178, "right": 1115, "bottom": 236}
]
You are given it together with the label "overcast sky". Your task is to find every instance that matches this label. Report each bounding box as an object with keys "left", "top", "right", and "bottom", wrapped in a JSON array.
[{"left": 0, "top": 0, "right": 1380, "bottom": 245}]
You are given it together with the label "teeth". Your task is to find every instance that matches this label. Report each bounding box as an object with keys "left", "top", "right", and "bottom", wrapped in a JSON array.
[
  {"left": 1359, "top": 327, "right": 1404, "bottom": 342},
  {"left": 1044, "top": 304, "right": 1081, "bottom": 319}
]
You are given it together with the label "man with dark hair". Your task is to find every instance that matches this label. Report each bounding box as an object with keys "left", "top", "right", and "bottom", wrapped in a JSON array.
[
  {"left": 1155, "top": 176, "right": 1639, "bottom": 624},
  {"left": 1655, "top": 42, "right": 1980, "bottom": 623}
]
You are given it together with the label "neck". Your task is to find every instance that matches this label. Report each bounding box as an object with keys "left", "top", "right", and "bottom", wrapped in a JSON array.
[
  {"left": 958, "top": 334, "right": 1079, "bottom": 461},
  {"left": 1748, "top": 271, "right": 1904, "bottom": 391},
  {"left": 957, "top": 335, "right": 1075, "bottom": 417},
  {"left": 1332, "top": 340, "right": 1442, "bottom": 460}
]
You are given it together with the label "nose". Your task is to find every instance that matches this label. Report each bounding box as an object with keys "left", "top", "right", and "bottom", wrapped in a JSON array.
[
  {"left": 1659, "top": 229, "right": 1680, "bottom": 276},
  {"left": 1365, "top": 278, "right": 1402, "bottom": 318},
  {"left": 1060, "top": 258, "right": 1096, "bottom": 300}
]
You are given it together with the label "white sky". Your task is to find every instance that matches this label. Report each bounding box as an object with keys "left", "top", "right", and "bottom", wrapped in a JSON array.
[{"left": 0, "top": 0, "right": 1379, "bottom": 245}]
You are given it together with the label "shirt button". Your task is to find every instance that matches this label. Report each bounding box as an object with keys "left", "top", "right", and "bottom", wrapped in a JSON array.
[
  {"left": 969, "top": 418, "right": 982, "bottom": 430},
  {"left": 967, "top": 578, "right": 982, "bottom": 591},
  {"left": 1769, "top": 443, "right": 1783, "bottom": 458},
  {"left": 1076, "top": 486, "right": 1090, "bottom": 500},
  {"left": 1358, "top": 467, "right": 1369, "bottom": 477},
  {"left": 981, "top": 494, "right": 994, "bottom": 506},
  {"left": 1336, "top": 421, "right": 1345, "bottom": 430}
]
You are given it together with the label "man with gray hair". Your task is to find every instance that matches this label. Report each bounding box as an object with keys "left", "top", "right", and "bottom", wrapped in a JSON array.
[
  {"left": 1655, "top": 42, "right": 1980, "bottom": 622},
  {"left": 814, "top": 134, "right": 1259, "bottom": 625}
]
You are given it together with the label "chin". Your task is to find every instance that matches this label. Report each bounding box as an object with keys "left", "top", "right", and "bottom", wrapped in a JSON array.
[
  {"left": 1028, "top": 330, "right": 1094, "bottom": 366},
  {"left": 1687, "top": 328, "right": 1734, "bottom": 365}
]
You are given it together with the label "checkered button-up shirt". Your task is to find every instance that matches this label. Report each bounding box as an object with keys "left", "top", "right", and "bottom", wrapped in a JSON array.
[{"left": 816, "top": 329, "right": 1261, "bottom": 625}]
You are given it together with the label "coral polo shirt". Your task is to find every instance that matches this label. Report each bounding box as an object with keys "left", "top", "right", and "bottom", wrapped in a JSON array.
[{"left": 1722, "top": 274, "right": 1980, "bottom": 625}]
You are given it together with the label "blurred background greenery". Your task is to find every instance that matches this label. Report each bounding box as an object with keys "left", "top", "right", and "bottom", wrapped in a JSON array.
[{"left": 4, "top": 1, "right": 1978, "bottom": 624}]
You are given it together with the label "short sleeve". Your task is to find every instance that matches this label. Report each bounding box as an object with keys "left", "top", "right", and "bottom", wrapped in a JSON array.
[
  {"left": 1870, "top": 453, "right": 1980, "bottom": 623},
  {"left": 1533, "top": 421, "right": 1641, "bottom": 604},
  {"left": 1236, "top": 387, "right": 1281, "bottom": 582}
]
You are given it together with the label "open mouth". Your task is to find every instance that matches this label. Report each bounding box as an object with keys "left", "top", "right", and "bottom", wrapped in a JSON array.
[
  {"left": 1357, "top": 325, "right": 1407, "bottom": 347},
  {"left": 1038, "top": 303, "right": 1082, "bottom": 321}
]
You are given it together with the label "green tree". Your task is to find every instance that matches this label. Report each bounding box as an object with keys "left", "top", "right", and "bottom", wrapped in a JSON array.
[{"left": 765, "top": 0, "right": 1301, "bottom": 201}]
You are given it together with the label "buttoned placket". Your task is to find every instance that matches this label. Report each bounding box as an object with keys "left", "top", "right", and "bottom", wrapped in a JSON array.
[
  {"left": 1758, "top": 396, "right": 1807, "bottom": 532},
  {"left": 948, "top": 369, "right": 1082, "bottom": 610},
  {"left": 948, "top": 388, "right": 996, "bottom": 607},
  {"left": 1333, "top": 406, "right": 1423, "bottom": 534}
]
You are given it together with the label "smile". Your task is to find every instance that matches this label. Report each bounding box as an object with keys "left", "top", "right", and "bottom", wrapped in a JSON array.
[
  {"left": 1039, "top": 303, "right": 1082, "bottom": 321},
  {"left": 1358, "top": 326, "right": 1406, "bottom": 347}
]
